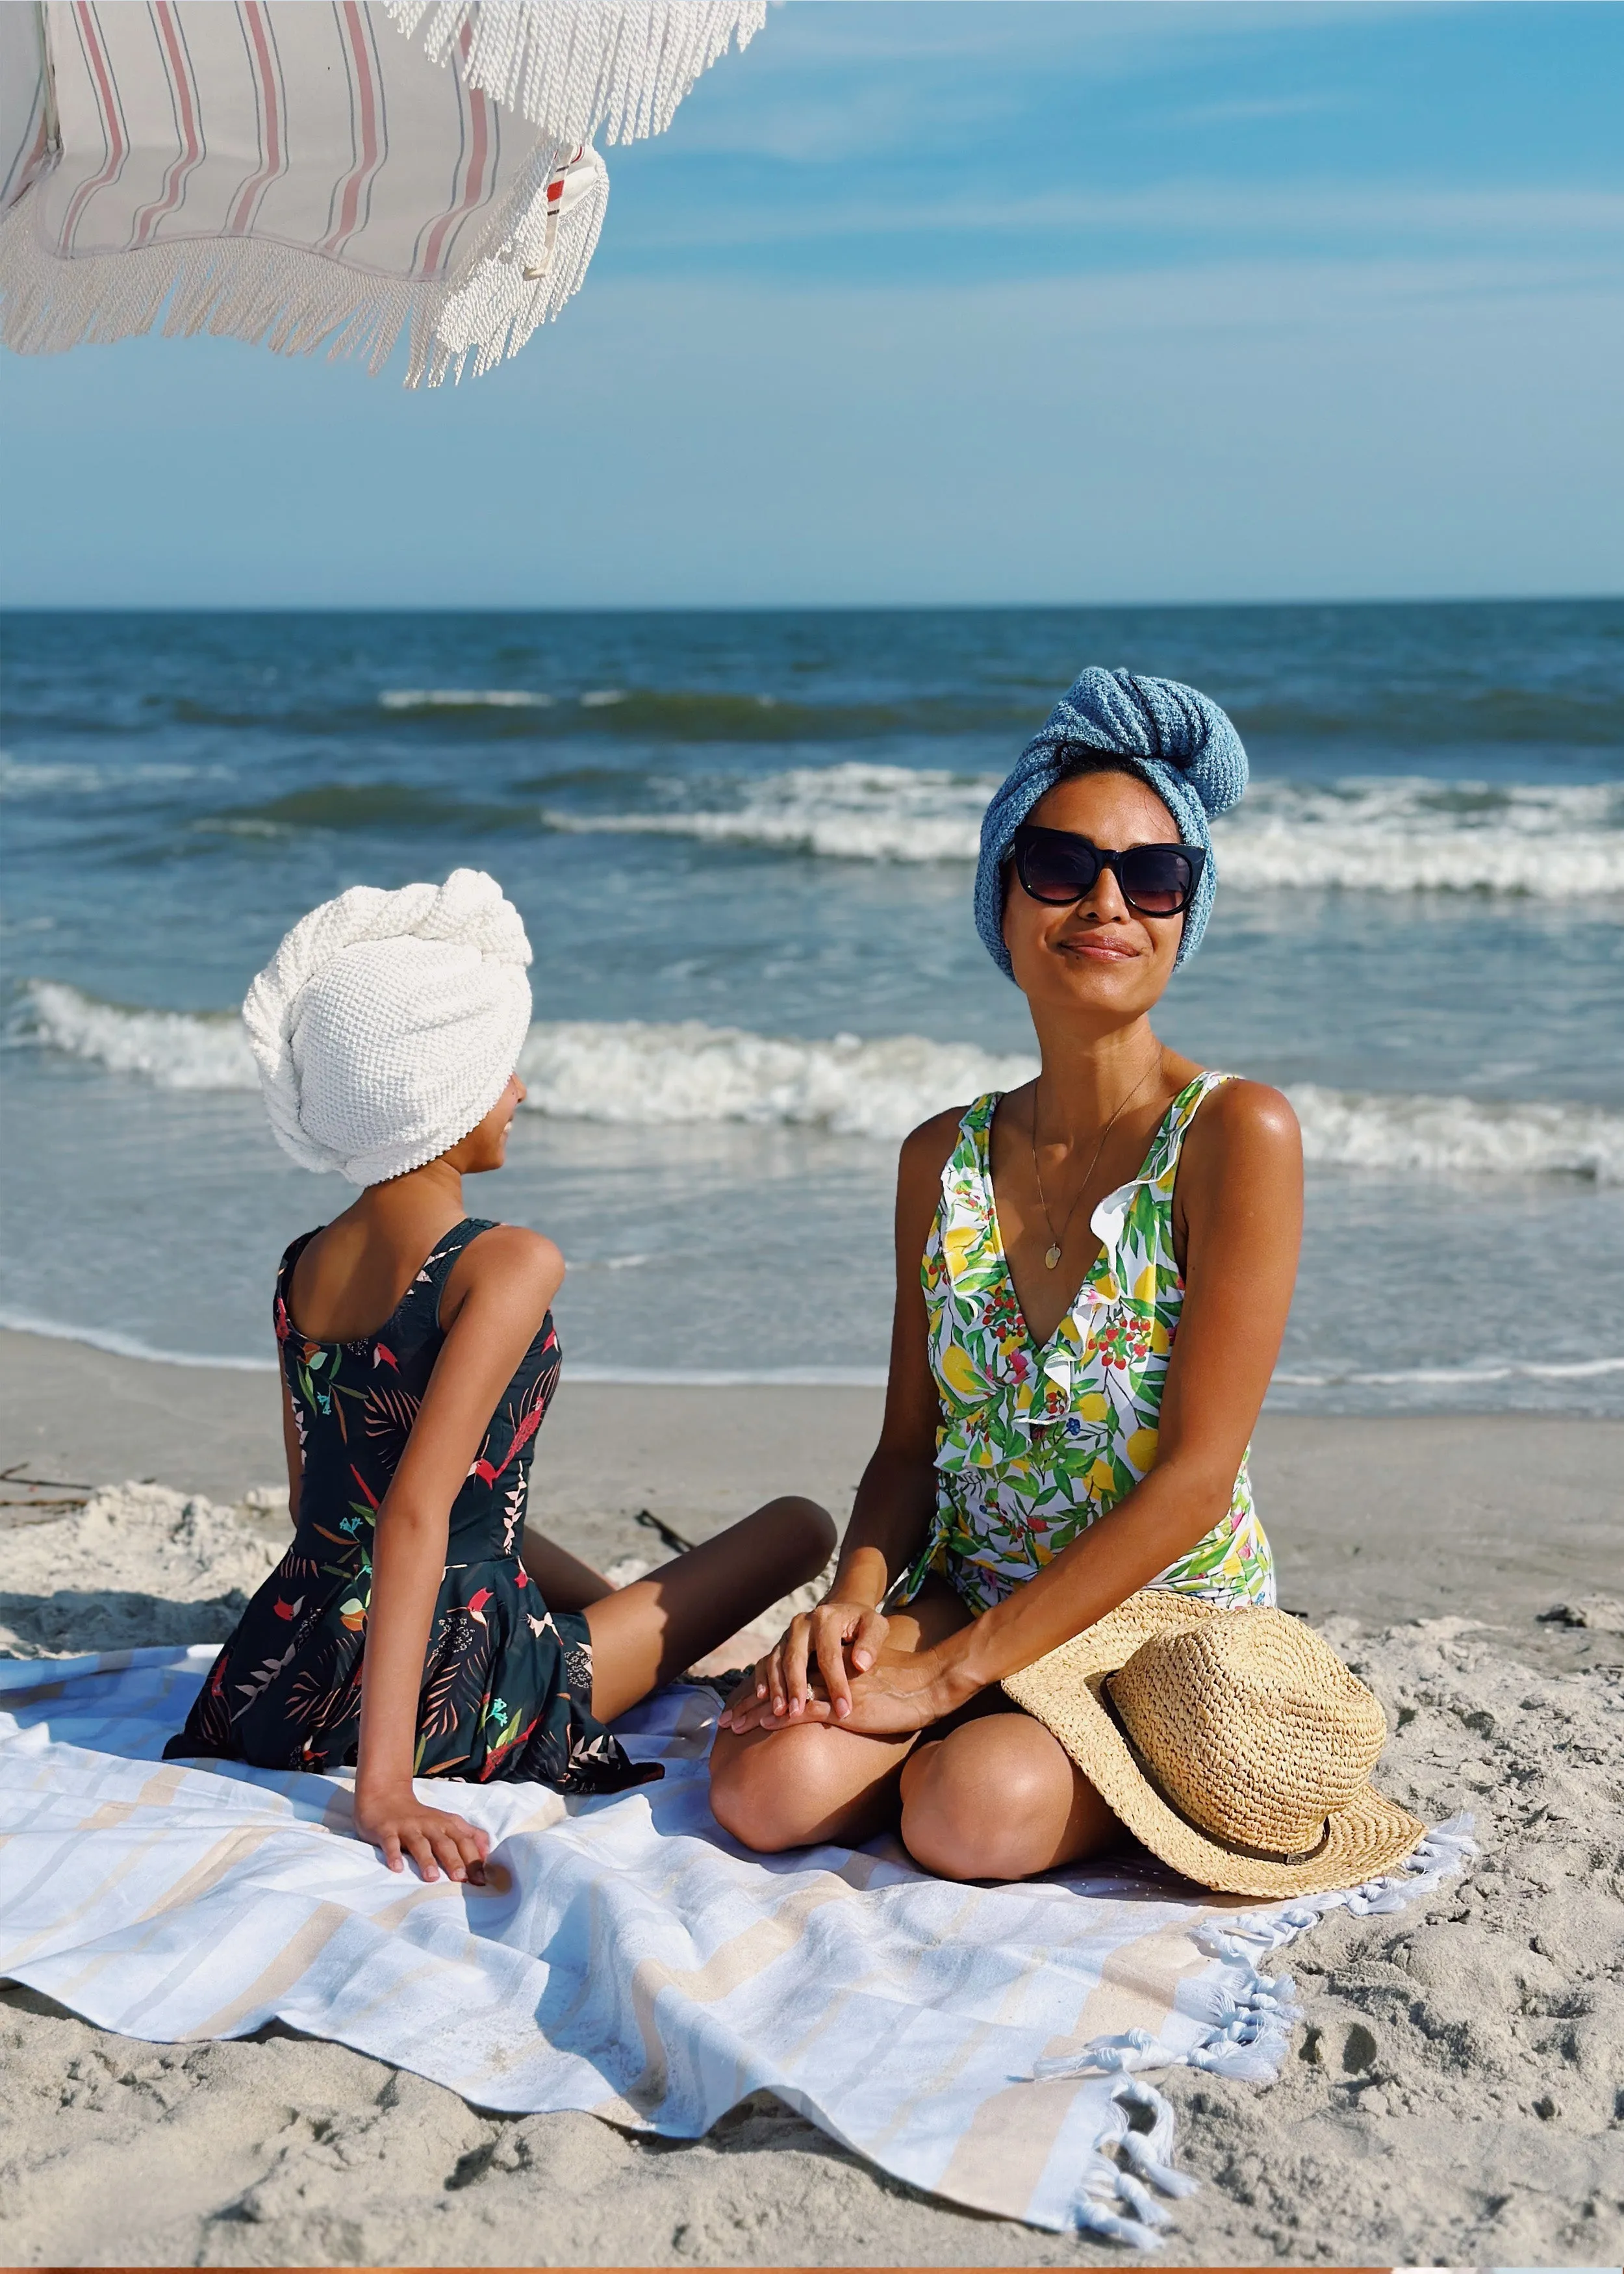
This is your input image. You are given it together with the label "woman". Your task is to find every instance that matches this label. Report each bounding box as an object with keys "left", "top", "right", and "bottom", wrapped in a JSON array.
[
  {"left": 167, "top": 869, "right": 833, "bottom": 1885},
  {"left": 711, "top": 669, "right": 1304, "bottom": 1882}
]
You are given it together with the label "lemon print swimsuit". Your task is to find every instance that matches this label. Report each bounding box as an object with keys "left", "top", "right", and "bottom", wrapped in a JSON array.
[{"left": 899, "top": 1072, "right": 1275, "bottom": 1615}]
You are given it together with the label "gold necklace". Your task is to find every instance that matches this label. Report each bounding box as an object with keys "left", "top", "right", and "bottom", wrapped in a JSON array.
[{"left": 1028, "top": 1058, "right": 1160, "bottom": 1270}]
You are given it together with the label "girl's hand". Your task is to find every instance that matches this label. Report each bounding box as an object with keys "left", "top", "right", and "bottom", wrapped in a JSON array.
[
  {"left": 354, "top": 1783, "right": 490, "bottom": 1883},
  {"left": 718, "top": 1598, "right": 889, "bottom": 1730}
]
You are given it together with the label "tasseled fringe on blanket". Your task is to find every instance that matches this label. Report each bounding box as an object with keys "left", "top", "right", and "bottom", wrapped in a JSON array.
[
  {"left": 386, "top": 0, "right": 765, "bottom": 142},
  {"left": 0, "top": 143, "right": 607, "bottom": 387},
  {"left": 1035, "top": 1815, "right": 1477, "bottom": 2248}
]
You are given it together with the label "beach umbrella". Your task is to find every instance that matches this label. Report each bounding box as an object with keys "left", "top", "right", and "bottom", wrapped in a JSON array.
[{"left": 0, "top": 0, "right": 763, "bottom": 385}]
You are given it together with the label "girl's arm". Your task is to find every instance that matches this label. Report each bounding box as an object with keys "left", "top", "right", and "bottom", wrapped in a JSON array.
[
  {"left": 353, "top": 1227, "right": 565, "bottom": 1880},
  {"left": 752, "top": 1082, "right": 1303, "bottom": 1737},
  {"left": 726, "top": 1112, "right": 958, "bottom": 1726}
]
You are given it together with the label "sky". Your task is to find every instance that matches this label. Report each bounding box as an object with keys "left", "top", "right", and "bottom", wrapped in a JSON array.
[{"left": 2, "top": 0, "right": 1621, "bottom": 608}]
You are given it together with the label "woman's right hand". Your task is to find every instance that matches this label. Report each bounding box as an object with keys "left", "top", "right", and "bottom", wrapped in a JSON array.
[
  {"left": 718, "top": 1597, "right": 889, "bottom": 1730},
  {"left": 354, "top": 1783, "right": 491, "bottom": 1883}
]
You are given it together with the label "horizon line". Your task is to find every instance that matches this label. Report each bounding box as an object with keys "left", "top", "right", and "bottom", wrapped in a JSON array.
[{"left": 3, "top": 592, "right": 1621, "bottom": 618}]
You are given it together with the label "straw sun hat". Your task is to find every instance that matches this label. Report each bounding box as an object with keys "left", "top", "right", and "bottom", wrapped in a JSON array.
[{"left": 1002, "top": 1592, "right": 1425, "bottom": 1898}]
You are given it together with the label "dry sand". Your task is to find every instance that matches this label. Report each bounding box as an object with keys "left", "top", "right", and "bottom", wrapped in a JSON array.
[{"left": 2, "top": 1331, "right": 1622, "bottom": 2268}]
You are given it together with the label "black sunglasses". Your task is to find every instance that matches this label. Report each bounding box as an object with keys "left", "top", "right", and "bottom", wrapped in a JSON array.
[{"left": 1011, "top": 824, "right": 1206, "bottom": 918}]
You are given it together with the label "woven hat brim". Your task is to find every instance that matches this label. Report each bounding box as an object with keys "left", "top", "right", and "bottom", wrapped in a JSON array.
[{"left": 1002, "top": 1593, "right": 1427, "bottom": 1900}]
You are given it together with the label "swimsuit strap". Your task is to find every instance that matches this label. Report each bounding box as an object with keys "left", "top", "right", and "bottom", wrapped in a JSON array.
[{"left": 406, "top": 1216, "right": 499, "bottom": 1329}]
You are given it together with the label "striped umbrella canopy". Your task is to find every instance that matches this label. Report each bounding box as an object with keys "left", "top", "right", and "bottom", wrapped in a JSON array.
[{"left": 0, "top": 0, "right": 763, "bottom": 385}]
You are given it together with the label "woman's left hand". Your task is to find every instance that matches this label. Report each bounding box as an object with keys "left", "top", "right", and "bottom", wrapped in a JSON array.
[{"left": 720, "top": 1647, "right": 959, "bottom": 1739}]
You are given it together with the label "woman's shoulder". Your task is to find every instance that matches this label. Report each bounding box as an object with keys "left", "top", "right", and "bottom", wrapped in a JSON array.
[
  {"left": 897, "top": 1092, "right": 998, "bottom": 1183},
  {"left": 1180, "top": 1076, "right": 1302, "bottom": 1186}
]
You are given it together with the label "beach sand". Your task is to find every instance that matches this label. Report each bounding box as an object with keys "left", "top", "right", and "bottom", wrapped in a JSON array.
[{"left": 3, "top": 1329, "right": 1621, "bottom": 2268}]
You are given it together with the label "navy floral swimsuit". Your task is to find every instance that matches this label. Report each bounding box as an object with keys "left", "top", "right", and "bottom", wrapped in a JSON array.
[{"left": 166, "top": 1218, "right": 657, "bottom": 1796}]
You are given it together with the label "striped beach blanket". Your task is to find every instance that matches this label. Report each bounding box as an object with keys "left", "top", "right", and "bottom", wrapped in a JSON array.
[{"left": 0, "top": 1647, "right": 1471, "bottom": 2243}]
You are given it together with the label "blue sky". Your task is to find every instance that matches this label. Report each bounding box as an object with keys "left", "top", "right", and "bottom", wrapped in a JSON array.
[{"left": 3, "top": 1, "right": 1621, "bottom": 606}]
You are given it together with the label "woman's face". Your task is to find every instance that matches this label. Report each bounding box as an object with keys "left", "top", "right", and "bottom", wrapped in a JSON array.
[
  {"left": 1002, "top": 769, "right": 1187, "bottom": 1021},
  {"left": 447, "top": 1072, "right": 527, "bottom": 1175}
]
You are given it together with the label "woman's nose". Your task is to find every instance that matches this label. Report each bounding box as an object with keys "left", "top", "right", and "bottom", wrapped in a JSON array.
[{"left": 1078, "top": 857, "right": 1129, "bottom": 921}]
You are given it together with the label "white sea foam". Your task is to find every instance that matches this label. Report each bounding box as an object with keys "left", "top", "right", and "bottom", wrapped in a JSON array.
[
  {"left": 378, "top": 688, "right": 553, "bottom": 709},
  {"left": 20, "top": 981, "right": 259, "bottom": 1088},
  {"left": 1273, "top": 1354, "right": 1624, "bottom": 1388},
  {"left": 0, "top": 1307, "right": 277, "bottom": 1370},
  {"left": 0, "top": 756, "right": 201, "bottom": 796},
  {"left": 544, "top": 763, "right": 995, "bottom": 863},
  {"left": 21, "top": 983, "right": 1624, "bottom": 1181},
  {"left": 1217, "top": 778, "right": 1624, "bottom": 897},
  {"left": 1291, "top": 1082, "right": 1624, "bottom": 1182},
  {"left": 547, "top": 767, "right": 1624, "bottom": 897},
  {"left": 3, "top": 1302, "right": 1614, "bottom": 1392},
  {"left": 514, "top": 1018, "right": 1035, "bottom": 1139}
]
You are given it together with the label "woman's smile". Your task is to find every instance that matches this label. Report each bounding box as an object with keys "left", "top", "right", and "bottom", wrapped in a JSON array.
[{"left": 1056, "top": 928, "right": 1142, "bottom": 962}]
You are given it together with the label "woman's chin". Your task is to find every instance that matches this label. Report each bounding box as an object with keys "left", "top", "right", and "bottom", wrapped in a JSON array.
[{"left": 1032, "top": 965, "right": 1158, "bottom": 1016}]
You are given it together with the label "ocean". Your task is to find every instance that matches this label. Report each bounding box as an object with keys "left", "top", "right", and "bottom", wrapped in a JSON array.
[{"left": 2, "top": 603, "right": 1621, "bottom": 1412}]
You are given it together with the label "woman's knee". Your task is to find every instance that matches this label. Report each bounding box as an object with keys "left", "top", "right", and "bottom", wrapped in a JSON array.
[
  {"left": 899, "top": 1725, "right": 1082, "bottom": 1882},
  {"left": 708, "top": 1724, "right": 844, "bottom": 1853}
]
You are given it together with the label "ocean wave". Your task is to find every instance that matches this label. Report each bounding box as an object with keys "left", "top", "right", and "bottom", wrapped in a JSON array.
[
  {"left": 544, "top": 763, "right": 994, "bottom": 863},
  {"left": 1291, "top": 1084, "right": 1624, "bottom": 1182},
  {"left": 0, "top": 756, "right": 202, "bottom": 797},
  {"left": 514, "top": 1019, "right": 1035, "bottom": 1138},
  {"left": 375, "top": 687, "right": 1034, "bottom": 743},
  {"left": 197, "top": 783, "right": 527, "bottom": 837},
  {"left": 0, "top": 1309, "right": 276, "bottom": 1371},
  {"left": 1273, "top": 1354, "right": 1624, "bottom": 1388},
  {"left": 18, "top": 984, "right": 1624, "bottom": 1179},
  {"left": 543, "top": 768, "right": 1624, "bottom": 895},
  {"left": 5, "top": 1303, "right": 1615, "bottom": 1392},
  {"left": 1237, "top": 685, "right": 1624, "bottom": 750},
  {"left": 19, "top": 981, "right": 258, "bottom": 1088},
  {"left": 379, "top": 689, "right": 554, "bottom": 710},
  {"left": 1217, "top": 778, "right": 1624, "bottom": 897}
]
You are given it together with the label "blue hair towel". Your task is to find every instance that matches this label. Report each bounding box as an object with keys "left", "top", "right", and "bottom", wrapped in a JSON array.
[{"left": 974, "top": 667, "right": 1248, "bottom": 977}]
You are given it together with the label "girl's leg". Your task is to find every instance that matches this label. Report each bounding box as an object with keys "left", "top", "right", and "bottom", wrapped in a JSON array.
[
  {"left": 708, "top": 1581, "right": 972, "bottom": 1852},
  {"left": 519, "top": 1530, "right": 615, "bottom": 1612},
  {"left": 897, "top": 1705, "right": 1121, "bottom": 1880},
  {"left": 584, "top": 1496, "right": 835, "bottom": 1725}
]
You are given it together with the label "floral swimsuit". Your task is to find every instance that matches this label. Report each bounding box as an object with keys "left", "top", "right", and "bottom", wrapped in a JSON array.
[
  {"left": 166, "top": 1218, "right": 657, "bottom": 1796},
  {"left": 899, "top": 1073, "right": 1275, "bottom": 1615}
]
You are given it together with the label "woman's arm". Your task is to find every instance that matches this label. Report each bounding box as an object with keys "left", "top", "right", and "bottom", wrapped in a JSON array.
[
  {"left": 353, "top": 1227, "right": 565, "bottom": 1878},
  {"left": 767, "top": 1081, "right": 1304, "bottom": 1737},
  {"left": 726, "top": 1112, "right": 958, "bottom": 1726}
]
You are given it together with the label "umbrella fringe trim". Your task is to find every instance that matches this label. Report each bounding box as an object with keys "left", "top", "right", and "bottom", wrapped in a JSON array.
[
  {"left": 0, "top": 142, "right": 607, "bottom": 387},
  {"left": 385, "top": 0, "right": 766, "bottom": 142}
]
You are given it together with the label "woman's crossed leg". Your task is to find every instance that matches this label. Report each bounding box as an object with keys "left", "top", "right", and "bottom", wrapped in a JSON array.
[{"left": 709, "top": 1579, "right": 1120, "bottom": 1881}]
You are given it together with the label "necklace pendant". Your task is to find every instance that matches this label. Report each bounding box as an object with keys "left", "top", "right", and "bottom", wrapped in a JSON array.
[{"left": 1044, "top": 1242, "right": 1063, "bottom": 1270}]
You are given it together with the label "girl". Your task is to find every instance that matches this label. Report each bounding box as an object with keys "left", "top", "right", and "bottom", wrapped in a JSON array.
[
  {"left": 710, "top": 669, "right": 1304, "bottom": 1882},
  {"left": 167, "top": 869, "right": 833, "bottom": 1883}
]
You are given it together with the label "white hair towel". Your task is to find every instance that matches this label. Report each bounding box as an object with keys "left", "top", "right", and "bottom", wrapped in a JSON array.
[{"left": 243, "top": 869, "right": 533, "bottom": 1186}]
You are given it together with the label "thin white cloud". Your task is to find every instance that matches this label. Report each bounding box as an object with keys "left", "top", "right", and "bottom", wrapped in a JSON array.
[
  {"left": 614, "top": 179, "right": 1624, "bottom": 258},
  {"left": 665, "top": 0, "right": 1388, "bottom": 160}
]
